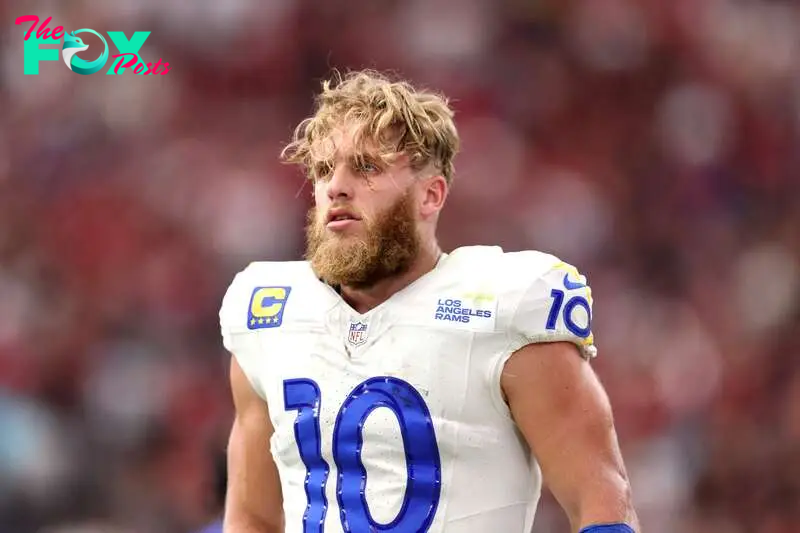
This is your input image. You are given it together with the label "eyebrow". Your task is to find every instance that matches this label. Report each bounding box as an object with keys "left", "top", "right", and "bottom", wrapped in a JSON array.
[
  {"left": 341, "top": 152, "right": 382, "bottom": 169},
  {"left": 310, "top": 147, "right": 403, "bottom": 176}
]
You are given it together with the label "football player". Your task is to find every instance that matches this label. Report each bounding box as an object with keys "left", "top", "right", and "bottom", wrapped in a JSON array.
[{"left": 220, "top": 70, "right": 639, "bottom": 533}]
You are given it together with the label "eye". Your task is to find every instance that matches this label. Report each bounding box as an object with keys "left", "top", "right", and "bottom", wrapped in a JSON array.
[{"left": 354, "top": 160, "right": 380, "bottom": 174}]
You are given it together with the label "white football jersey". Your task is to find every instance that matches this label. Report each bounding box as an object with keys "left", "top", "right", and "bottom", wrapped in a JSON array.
[{"left": 219, "top": 246, "right": 596, "bottom": 533}]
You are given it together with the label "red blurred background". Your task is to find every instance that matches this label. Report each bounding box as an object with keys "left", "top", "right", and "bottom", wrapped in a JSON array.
[{"left": 1, "top": 1, "right": 799, "bottom": 532}]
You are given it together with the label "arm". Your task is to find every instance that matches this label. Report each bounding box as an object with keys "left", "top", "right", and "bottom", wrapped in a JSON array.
[
  {"left": 501, "top": 341, "right": 639, "bottom": 532},
  {"left": 223, "top": 357, "right": 284, "bottom": 533}
]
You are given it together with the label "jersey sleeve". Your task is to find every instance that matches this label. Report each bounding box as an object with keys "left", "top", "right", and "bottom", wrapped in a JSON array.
[
  {"left": 510, "top": 256, "right": 597, "bottom": 359},
  {"left": 219, "top": 264, "right": 267, "bottom": 400}
]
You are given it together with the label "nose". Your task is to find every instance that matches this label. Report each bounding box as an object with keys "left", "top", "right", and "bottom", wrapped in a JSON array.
[{"left": 325, "top": 164, "right": 355, "bottom": 201}]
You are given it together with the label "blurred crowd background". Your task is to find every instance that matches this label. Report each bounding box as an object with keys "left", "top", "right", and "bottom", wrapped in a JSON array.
[{"left": 1, "top": 0, "right": 799, "bottom": 532}]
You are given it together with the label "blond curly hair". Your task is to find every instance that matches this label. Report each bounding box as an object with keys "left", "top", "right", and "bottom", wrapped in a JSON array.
[{"left": 281, "top": 69, "right": 459, "bottom": 184}]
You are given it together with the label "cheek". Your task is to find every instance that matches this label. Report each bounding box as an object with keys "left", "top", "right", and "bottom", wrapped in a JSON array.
[{"left": 359, "top": 199, "right": 385, "bottom": 221}]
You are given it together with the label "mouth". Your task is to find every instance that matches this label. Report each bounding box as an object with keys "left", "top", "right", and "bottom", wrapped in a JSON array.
[{"left": 325, "top": 208, "right": 361, "bottom": 230}]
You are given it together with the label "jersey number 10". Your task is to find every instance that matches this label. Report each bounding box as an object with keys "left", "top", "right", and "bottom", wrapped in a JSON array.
[{"left": 283, "top": 377, "right": 442, "bottom": 532}]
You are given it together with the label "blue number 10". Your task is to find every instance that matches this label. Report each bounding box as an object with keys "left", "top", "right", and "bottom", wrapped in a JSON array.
[
  {"left": 283, "top": 377, "right": 442, "bottom": 533},
  {"left": 546, "top": 289, "right": 592, "bottom": 338}
]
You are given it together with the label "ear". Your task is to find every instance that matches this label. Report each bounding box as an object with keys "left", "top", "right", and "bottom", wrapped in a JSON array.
[{"left": 419, "top": 175, "right": 448, "bottom": 218}]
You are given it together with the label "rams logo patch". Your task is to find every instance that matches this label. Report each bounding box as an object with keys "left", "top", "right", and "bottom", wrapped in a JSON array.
[{"left": 247, "top": 286, "right": 291, "bottom": 329}]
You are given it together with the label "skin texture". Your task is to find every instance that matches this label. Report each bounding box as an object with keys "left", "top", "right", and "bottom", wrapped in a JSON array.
[{"left": 502, "top": 342, "right": 640, "bottom": 532}]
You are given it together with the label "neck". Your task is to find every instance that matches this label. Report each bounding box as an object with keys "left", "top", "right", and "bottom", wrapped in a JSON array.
[{"left": 339, "top": 241, "right": 442, "bottom": 314}]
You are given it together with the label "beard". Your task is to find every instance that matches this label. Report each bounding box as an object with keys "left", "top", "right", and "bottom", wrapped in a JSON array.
[{"left": 305, "top": 189, "right": 420, "bottom": 289}]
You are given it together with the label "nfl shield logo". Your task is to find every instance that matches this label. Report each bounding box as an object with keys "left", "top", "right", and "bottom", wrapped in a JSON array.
[{"left": 347, "top": 321, "right": 369, "bottom": 347}]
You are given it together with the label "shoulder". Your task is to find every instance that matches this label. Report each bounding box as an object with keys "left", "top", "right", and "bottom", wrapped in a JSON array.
[
  {"left": 443, "top": 245, "right": 567, "bottom": 289},
  {"left": 506, "top": 250, "right": 596, "bottom": 358},
  {"left": 446, "top": 246, "right": 596, "bottom": 357},
  {"left": 219, "top": 260, "right": 319, "bottom": 333}
]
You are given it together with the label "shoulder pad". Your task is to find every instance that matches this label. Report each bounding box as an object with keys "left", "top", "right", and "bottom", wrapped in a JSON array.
[
  {"left": 219, "top": 260, "right": 317, "bottom": 340},
  {"left": 503, "top": 251, "right": 597, "bottom": 358}
]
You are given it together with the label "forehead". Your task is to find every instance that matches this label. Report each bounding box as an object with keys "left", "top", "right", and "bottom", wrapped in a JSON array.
[
  {"left": 324, "top": 124, "right": 360, "bottom": 157},
  {"left": 314, "top": 122, "right": 398, "bottom": 161}
]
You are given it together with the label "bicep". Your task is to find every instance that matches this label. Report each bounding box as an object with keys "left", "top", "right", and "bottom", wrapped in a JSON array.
[
  {"left": 225, "top": 357, "right": 283, "bottom": 532},
  {"left": 501, "top": 342, "right": 634, "bottom": 526}
]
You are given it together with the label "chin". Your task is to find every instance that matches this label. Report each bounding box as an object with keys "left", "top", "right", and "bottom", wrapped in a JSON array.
[{"left": 319, "top": 234, "right": 354, "bottom": 251}]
